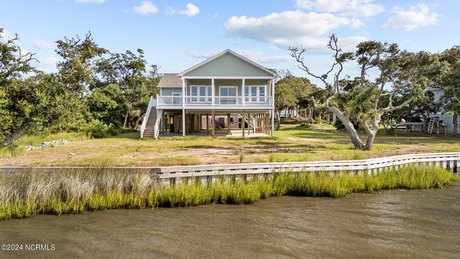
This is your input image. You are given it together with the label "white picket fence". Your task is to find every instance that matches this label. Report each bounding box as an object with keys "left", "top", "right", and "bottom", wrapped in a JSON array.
[{"left": 152, "top": 152, "right": 460, "bottom": 186}]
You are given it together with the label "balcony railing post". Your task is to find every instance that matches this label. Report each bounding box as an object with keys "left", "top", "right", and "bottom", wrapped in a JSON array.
[
  {"left": 242, "top": 79, "right": 246, "bottom": 105},
  {"left": 211, "top": 78, "right": 215, "bottom": 106}
]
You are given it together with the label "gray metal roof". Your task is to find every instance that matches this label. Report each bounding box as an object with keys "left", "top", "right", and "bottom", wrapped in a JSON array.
[{"left": 157, "top": 73, "right": 182, "bottom": 88}]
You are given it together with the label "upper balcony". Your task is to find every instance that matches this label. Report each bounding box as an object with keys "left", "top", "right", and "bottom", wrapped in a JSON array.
[{"left": 157, "top": 95, "right": 273, "bottom": 109}]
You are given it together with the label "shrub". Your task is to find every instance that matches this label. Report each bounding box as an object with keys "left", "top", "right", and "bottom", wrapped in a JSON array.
[{"left": 84, "top": 120, "right": 119, "bottom": 138}]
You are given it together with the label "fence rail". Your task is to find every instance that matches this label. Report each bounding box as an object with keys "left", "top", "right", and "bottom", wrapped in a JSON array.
[
  {"left": 1, "top": 153, "right": 459, "bottom": 186},
  {"left": 152, "top": 152, "right": 460, "bottom": 185}
]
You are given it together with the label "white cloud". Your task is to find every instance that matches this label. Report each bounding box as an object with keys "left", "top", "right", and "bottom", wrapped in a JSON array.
[
  {"left": 188, "top": 50, "right": 296, "bottom": 64},
  {"left": 133, "top": 1, "right": 158, "bottom": 15},
  {"left": 188, "top": 51, "right": 216, "bottom": 59},
  {"left": 41, "top": 57, "right": 60, "bottom": 67},
  {"left": 225, "top": 10, "right": 367, "bottom": 53},
  {"left": 350, "top": 18, "right": 365, "bottom": 29},
  {"left": 295, "top": 0, "right": 384, "bottom": 17},
  {"left": 273, "top": 35, "right": 367, "bottom": 53},
  {"left": 226, "top": 11, "right": 351, "bottom": 41},
  {"left": 384, "top": 4, "right": 439, "bottom": 31},
  {"left": 209, "top": 13, "right": 219, "bottom": 19},
  {"left": 32, "top": 39, "right": 54, "bottom": 50},
  {"left": 170, "top": 3, "right": 200, "bottom": 17},
  {"left": 74, "top": 0, "right": 106, "bottom": 3}
]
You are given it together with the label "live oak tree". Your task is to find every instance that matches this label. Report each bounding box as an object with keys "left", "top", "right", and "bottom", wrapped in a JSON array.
[
  {"left": 0, "top": 28, "right": 35, "bottom": 87},
  {"left": 439, "top": 46, "right": 460, "bottom": 134},
  {"left": 0, "top": 73, "right": 71, "bottom": 145},
  {"left": 1, "top": 28, "right": 78, "bottom": 145},
  {"left": 56, "top": 32, "right": 107, "bottom": 95},
  {"left": 290, "top": 34, "right": 433, "bottom": 150},
  {"left": 0, "top": 27, "right": 38, "bottom": 145},
  {"left": 275, "top": 78, "right": 296, "bottom": 130},
  {"left": 94, "top": 49, "right": 159, "bottom": 129}
]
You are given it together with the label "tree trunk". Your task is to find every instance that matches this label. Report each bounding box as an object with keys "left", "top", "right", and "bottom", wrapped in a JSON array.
[
  {"left": 123, "top": 111, "right": 129, "bottom": 129},
  {"left": 327, "top": 106, "right": 365, "bottom": 150},
  {"left": 365, "top": 131, "right": 377, "bottom": 151},
  {"left": 453, "top": 112, "right": 458, "bottom": 134},
  {"left": 1, "top": 127, "right": 28, "bottom": 146},
  {"left": 276, "top": 110, "right": 281, "bottom": 130},
  {"left": 361, "top": 115, "right": 381, "bottom": 151}
]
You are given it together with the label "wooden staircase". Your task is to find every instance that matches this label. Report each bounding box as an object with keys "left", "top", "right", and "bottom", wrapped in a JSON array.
[
  {"left": 427, "top": 116, "right": 439, "bottom": 134},
  {"left": 143, "top": 107, "right": 158, "bottom": 138}
]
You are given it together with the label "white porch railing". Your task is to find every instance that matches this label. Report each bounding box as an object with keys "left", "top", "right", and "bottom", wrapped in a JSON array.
[
  {"left": 153, "top": 112, "right": 161, "bottom": 139},
  {"left": 157, "top": 96, "right": 273, "bottom": 106},
  {"left": 140, "top": 96, "right": 156, "bottom": 139}
]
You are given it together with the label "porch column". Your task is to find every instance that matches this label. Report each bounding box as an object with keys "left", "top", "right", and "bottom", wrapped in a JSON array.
[
  {"left": 248, "top": 112, "right": 251, "bottom": 136},
  {"left": 206, "top": 113, "right": 209, "bottom": 135},
  {"left": 182, "top": 78, "right": 186, "bottom": 106},
  {"left": 242, "top": 79, "right": 246, "bottom": 105},
  {"left": 182, "top": 109, "right": 186, "bottom": 136},
  {"left": 211, "top": 110, "right": 215, "bottom": 137},
  {"left": 271, "top": 109, "right": 275, "bottom": 137},
  {"left": 242, "top": 112, "right": 246, "bottom": 138},
  {"left": 227, "top": 113, "right": 231, "bottom": 135},
  {"left": 211, "top": 78, "right": 215, "bottom": 106},
  {"left": 271, "top": 79, "right": 275, "bottom": 137}
]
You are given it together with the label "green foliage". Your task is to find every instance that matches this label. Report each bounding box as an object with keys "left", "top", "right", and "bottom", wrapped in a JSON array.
[
  {"left": 92, "top": 50, "right": 159, "bottom": 129},
  {"left": 0, "top": 73, "right": 77, "bottom": 145},
  {"left": 0, "top": 28, "right": 161, "bottom": 146},
  {"left": 56, "top": 32, "right": 107, "bottom": 94},
  {"left": 291, "top": 35, "right": 441, "bottom": 150},
  {"left": 0, "top": 144, "right": 24, "bottom": 157},
  {"left": 84, "top": 120, "right": 119, "bottom": 138},
  {"left": 0, "top": 165, "right": 456, "bottom": 220},
  {"left": 88, "top": 84, "right": 124, "bottom": 127},
  {"left": 275, "top": 74, "right": 316, "bottom": 111},
  {"left": 0, "top": 28, "right": 35, "bottom": 87},
  {"left": 439, "top": 46, "right": 460, "bottom": 133}
]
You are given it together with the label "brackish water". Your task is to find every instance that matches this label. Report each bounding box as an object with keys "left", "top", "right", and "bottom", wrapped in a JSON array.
[{"left": 1, "top": 182, "right": 460, "bottom": 258}]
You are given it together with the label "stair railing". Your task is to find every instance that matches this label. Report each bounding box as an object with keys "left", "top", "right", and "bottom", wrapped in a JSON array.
[{"left": 140, "top": 96, "right": 156, "bottom": 139}]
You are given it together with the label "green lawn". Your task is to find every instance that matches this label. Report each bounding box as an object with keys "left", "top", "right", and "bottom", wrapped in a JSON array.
[{"left": 1, "top": 124, "right": 459, "bottom": 166}]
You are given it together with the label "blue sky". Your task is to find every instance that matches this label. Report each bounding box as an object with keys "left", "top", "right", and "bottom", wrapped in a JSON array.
[{"left": 1, "top": 0, "right": 460, "bottom": 79}]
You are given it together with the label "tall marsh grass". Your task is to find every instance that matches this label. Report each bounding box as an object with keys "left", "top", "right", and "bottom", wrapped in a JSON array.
[{"left": 0, "top": 165, "right": 457, "bottom": 220}]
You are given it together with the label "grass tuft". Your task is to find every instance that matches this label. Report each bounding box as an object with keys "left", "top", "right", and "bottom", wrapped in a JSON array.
[{"left": 0, "top": 165, "right": 457, "bottom": 220}]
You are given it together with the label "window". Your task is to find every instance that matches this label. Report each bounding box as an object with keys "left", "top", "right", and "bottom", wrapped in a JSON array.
[
  {"left": 259, "top": 86, "right": 265, "bottom": 102},
  {"left": 172, "top": 92, "right": 181, "bottom": 105},
  {"left": 245, "top": 85, "right": 267, "bottom": 102},
  {"left": 190, "top": 85, "right": 211, "bottom": 103},
  {"left": 191, "top": 87, "right": 198, "bottom": 102}
]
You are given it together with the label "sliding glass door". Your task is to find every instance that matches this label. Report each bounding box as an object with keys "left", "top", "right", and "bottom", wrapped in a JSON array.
[{"left": 219, "top": 86, "right": 237, "bottom": 104}]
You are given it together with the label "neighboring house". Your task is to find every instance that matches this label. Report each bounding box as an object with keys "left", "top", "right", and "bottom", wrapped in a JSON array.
[
  {"left": 140, "top": 49, "right": 277, "bottom": 139},
  {"left": 426, "top": 86, "right": 460, "bottom": 133}
]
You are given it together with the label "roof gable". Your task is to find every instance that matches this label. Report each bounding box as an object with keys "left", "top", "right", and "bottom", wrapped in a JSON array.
[{"left": 180, "top": 49, "right": 276, "bottom": 77}]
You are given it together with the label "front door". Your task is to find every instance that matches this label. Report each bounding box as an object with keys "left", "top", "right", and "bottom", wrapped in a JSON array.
[
  {"left": 172, "top": 92, "right": 181, "bottom": 105},
  {"left": 219, "top": 86, "right": 237, "bottom": 105}
]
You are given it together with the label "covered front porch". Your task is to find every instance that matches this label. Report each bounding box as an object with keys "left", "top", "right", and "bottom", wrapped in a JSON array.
[{"left": 158, "top": 109, "right": 273, "bottom": 138}]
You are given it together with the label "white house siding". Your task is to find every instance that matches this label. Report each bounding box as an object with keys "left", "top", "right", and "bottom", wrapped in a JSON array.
[{"left": 426, "top": 87, "right": 460, "bottom": 133}]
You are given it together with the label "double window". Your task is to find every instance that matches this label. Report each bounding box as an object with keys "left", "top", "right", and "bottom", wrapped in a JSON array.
[
  {"left": 191, "top": 85, "right": 212, "bottom": 103},
  {"left": 245, "top": 85, "right": 266, "bottom": 102}
]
